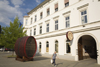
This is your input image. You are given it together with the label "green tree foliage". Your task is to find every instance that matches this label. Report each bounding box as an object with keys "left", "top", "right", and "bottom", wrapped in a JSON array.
[{"left": 0, "top": 16, "right": 27, "bottom": 49}]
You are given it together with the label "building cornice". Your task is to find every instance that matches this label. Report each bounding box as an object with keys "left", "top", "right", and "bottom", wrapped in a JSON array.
[
  {"left": 77, "top": 3, "right": 89, "bottom": 10},
  {"left": 36, "top": 26, "right": 100, "bottom": 40},
  {"left": 27, "top": 0, "right": 51, "bottom": 15},
  {"left": 35, "top": 21, "right": 100, "bottom": 40},
  {"left": 63, "top": 11, "right": 71, "bottom": 15},
  {"left": 23, "top": 15, "right": 30, "bottom": 18}
]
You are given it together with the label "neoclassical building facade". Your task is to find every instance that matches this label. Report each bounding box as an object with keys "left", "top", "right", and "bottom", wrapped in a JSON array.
[{"left": 23, "top": 0, "right": 100, "bottom": 64}]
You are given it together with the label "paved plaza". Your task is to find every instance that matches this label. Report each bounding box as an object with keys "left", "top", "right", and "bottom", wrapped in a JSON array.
[{"left": 0, "top": 52, "right": 100, "bottom": 67}]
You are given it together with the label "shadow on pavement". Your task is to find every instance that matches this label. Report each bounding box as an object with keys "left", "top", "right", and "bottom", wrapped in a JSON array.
[
  {"left": 35, "top": 53, "right": 42, "bottom": 56},
  {"left": 33, "top": 56, "right": 50, "bottom": 61},
  {"left": 56, "top": 63, "right": 63, "bottom": 67}
]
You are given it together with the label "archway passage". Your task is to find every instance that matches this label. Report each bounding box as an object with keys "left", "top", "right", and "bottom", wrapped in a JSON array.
[{"left": 78, "top": 35, "right": 97, "bottom": 60}]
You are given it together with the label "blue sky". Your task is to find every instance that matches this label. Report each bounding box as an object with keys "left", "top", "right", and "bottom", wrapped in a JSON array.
[{"left": 0, "top": 0, "right": 44, "bottom": 27}]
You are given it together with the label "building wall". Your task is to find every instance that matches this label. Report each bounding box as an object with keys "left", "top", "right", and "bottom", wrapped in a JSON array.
[{"left": 23, "top": 0, "right": 100, "bottom": 64}]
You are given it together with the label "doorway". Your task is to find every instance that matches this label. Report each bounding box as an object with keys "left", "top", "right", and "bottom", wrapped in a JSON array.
[{"left": 78, "top": 35, "right": 97, "bottom": 60}]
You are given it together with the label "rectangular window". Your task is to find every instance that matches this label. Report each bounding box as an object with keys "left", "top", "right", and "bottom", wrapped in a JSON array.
[
  {"left": 64, "top": 0, "right": 69, "bottom": 7},
  {"left": 40, "top": 26, "right": 42, "bottom": 34},
  {"left": 46, "top": 23, "right": 49, "bottom": 32},
  {"left": 47, "top": 8, "right": 50, "bottom": 16},
  {"left": 40, "top": 12, "right": 43, "bottom": 19},
  {"left": 55, "top": 20, "right": 58, "bottom": 30},
  {"left": 65, "top": 16, "right": 70, "bottom": 28},
  {"left": 55, "top": 3, "right": 58, "bottom": 12},
  {"left": 26, "top": 19, "right": 28, "bottom": 25},
  {"left": 30, "top": 30, "right": 32, "bottom": 36},
  {"left": 31, "top": 18, "right": 33, "bottom": 24},
  {"left": 81, "top": 10, "right": 87, "bottom": 24},
  {"left": 34, "top": 28, "right": 36, "bottom": 35},
  {"left": 35, "top": 15, "right": 37, "bottom": 22}
]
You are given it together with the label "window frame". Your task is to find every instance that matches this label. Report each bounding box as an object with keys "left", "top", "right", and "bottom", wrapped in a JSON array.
[
  {"left": 81, "top": 10, "right": 88, "bottom": 24},
  {"left": 66, "top": 41, "right": 71, "bottom": 54},
  {"left": 65, "top": 16, "right": 70, "bottom": 28},
  {"left": 46, "top": 41, "right": 49, "bottom": 52},
  {"left": 34, "top": 28, "right": 36, "bottom": 35},
  {"left": 46, "top": 23, "right": 49, "bottom": 32},
  {"left": 64, "top": 0, "right": 69, "bottom": 7},
  {"left": 77, "top": 3, "right": 88, "bottom": 25},
  {"left": 55, "top": 20, "right": 58, "bottom": 30},
  {"left": 34, "top": 15, "right": 37, "bottom": 22},
  {"left": 39, "top": 26, "right": 42, "bottom": 34},
  {"left": 39, "top": 42, "right": 41, "bottom": 52},
  {"left": 55, "top": 3, "right": 58, "bottom": 12},
  {"left": 55, "top": 40, "right": 58, "bottom": 53},
  {"left": 40, "top": 12, "right": 43, "bottom": 19},
  {"left": 47, "top": 8, "right": 50, "bottom": 16},
  {"left": 65, "top": 2, "right": 69, "bottom": 7},
  {"left": 31, "top": 18, "right": 33, "bottom": 24}
]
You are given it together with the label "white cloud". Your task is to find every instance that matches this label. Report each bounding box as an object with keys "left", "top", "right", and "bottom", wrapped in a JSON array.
[
  {"left": 0, "top": 0, "right": 25, "bottom": 26},
  {"left": 0, "top": 0, "right": 42, "bottom": 26},
  {"left": 36, "top": 0, "right": 41, "bottom": 5},
  {"left": 11, "top": 0, "right": 24, "bottom": 7}
]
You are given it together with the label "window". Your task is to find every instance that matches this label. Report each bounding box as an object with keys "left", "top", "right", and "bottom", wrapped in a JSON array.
[
  {"left": 31, "top": 18, "right": 33, "bottom": 24},
  {"left": 35, "top": 15, "right": 37, "bottom": 22},
  {"left": 39, "top": 42, "right": 41, "bottom": 52},
  {"left": 47, "top": 8, "right": 50, "bottom": 16},
  {"left": 55, "top": 20, "right": 58, "bottom": 30},
  {"left": 64, "top": 0, "right": 69, "bottom": 7},
  {"left": 81, "top": 10, "right": 87, "bottom": 24},
  {"left": 55, "top": 40, "right": 58, "bottom": 53},
  {"left": 30, "top": 29, "right": 32, "bottom": 36},
  {"left": 34, "top": 28, "right": 36, "bottom": 35},
  {"left": 46, "top": 23, "right": 49, "bottom": 32},
  {"left": 46, "top": 41, "right": 49, "bottom": 52},
  {"left": 65, "top": 16, "right": 70, "bottom": 28},
  {"left": 66, "top": 40, "right": 71, "bottom": 53},
  {"left": 25, "top": 19, "right": 28, "bottom": 25},
  {"left": 40, "top": 12, "right": 43, "bottom": 19},
  {"left": 40, "top": 26, "right": 42, "bottom": 34},
  {"left": 55, "top": 3, "right": 58, "bottom": 12}
]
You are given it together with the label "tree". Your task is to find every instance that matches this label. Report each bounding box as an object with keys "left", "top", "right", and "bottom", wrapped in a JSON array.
[{"left": 0, "top": 16, "right": 27, "bottom": 51}]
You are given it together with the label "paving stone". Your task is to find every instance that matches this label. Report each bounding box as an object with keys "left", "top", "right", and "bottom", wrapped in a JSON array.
[{"left": 0, "top": 52, "right": 100, "bottom": 67}]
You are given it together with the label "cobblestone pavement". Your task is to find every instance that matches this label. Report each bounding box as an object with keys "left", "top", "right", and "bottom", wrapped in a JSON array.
[{"left": 0, "top": 52, "right": 100, "bottom": 67}]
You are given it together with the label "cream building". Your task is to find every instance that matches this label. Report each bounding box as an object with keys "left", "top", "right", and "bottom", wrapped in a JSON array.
[{"left": 23, "top": 0, "right": 100, "bottom": 64}]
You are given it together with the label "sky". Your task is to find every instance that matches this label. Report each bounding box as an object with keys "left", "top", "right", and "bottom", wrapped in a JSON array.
[{"left": 0, "top": 0, "right": 44, "bottom": 27}]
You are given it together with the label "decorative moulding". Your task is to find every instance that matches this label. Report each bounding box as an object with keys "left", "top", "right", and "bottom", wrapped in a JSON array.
[{"left": 77, "top": 3, "right": 89, "bottom": 10}]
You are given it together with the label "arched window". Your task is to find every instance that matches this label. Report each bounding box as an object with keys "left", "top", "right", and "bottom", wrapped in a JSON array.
[
  {"left": 46, "top": 41, "right": 49, "bottom": 52},
  {"left": 66, "top": 40, "right": 71, "bottom": 53},
  {"left": 55, "top": 40, "right": 58, "bottom": 53},
  {"left": 39, "top": 42, "right": 41, "bottom": 52}
]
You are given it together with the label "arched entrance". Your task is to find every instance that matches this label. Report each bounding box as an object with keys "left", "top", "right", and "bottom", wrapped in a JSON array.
[
  {"left": 55, "top": 40, "right": 58, "bottom": 53},
  {"left": 39, "top": 42, "right": 41, "bottom": 52},
  {"left": 46, "top": 41, "right": 49, "bottom": 52},
  {"left": 78, "top": 35, "right": 97, "bottom": 60}
]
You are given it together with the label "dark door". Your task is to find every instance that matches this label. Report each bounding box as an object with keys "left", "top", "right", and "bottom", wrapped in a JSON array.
[{"left": 78, "top": 43, "right": 83, "bottom": 60}]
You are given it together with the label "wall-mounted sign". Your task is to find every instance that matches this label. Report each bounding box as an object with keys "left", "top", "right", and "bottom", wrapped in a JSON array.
[{"left": 66, "top": 31, "right": 73, "bottom": 41}]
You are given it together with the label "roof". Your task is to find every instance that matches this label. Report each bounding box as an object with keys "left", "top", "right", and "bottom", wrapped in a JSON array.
[
  {"left": 23, "top": 15, "right": 30, "bottom": 18},
  {"left": 27, "top": 0, "right": 51, "bottom": 15}
]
